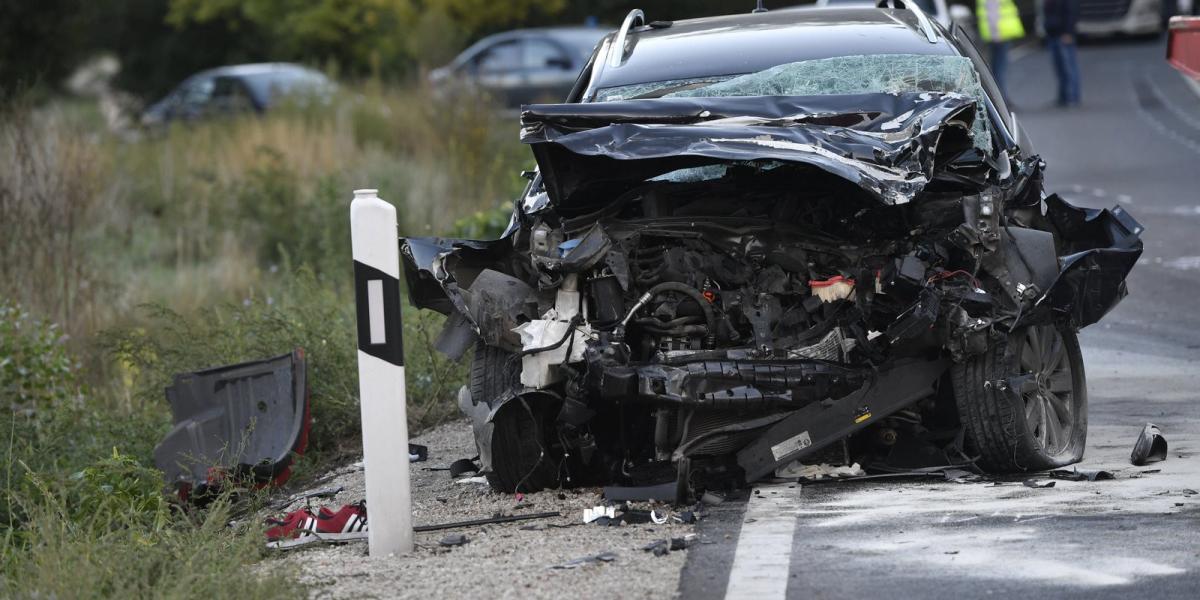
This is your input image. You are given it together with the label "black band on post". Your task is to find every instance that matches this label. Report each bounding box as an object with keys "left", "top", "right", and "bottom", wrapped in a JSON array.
[{"left": 354, "top": 260, "right": 405, "bottom": 367}]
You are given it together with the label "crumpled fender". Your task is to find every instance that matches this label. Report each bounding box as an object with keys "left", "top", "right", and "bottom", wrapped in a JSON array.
[
  {"left": 521, "top": 92, "right": 981, "bottom": 207},
  {"left": 400, "top": 235, "right": 511, "bottom": 314},
  {"left": 1026, "top": 195, "right": 1144, "bottom": 329}
]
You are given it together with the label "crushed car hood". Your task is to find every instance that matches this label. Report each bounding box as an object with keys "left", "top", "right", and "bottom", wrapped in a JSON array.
[{"left": 520, "top": 92, "right": 982, "bottom": 207}]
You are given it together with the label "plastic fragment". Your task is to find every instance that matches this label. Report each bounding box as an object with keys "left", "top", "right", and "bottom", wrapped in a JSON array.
[
  {"left": 439, "top": 533, "right": 468, "bottom": 547},
  {"left": 583, "top": 505, "right": 616, "bottom": 524},
  {"left": 1049, "top": 468, "right": 1114, "bottom": 482},
  {"left": 551, "top": 551, "right": 618, "bottom": 569},
  {"left": 1131, "top": 423, "right": 1168, "bottom": 466},
  {"left": 1022, "top": 479, "right": 1056, "bottom": 489}
]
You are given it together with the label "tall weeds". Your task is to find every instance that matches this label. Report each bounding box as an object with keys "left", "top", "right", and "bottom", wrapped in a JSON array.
[
  {"left": 0, "top": 104, "right": 105, "bottom": 340},
  {"left": 1, "top": 82, "right": 526, "bottom": 594}
]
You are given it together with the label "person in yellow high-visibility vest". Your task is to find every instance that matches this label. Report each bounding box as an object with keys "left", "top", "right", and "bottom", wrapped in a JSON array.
[{"left": 976, "top": 0, "right": 1025, "bottom": 98}]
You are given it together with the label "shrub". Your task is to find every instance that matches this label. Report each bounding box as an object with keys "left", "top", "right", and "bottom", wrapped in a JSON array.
[{"left": 0, "top": 300, "right": 81, "bottom": 407}]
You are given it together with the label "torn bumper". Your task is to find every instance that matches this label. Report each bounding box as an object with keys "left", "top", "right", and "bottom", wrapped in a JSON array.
[{"left": 153, "top": 350, "right": 310, "bottom": 500}]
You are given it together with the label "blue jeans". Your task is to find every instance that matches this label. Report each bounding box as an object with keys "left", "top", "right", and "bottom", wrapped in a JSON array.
[
  {"left": 989, "top": 42, "right": 1010, "bottom": 99},
  {"left": 1047, "top": 36, "right": 1081, "bottom": 105}
]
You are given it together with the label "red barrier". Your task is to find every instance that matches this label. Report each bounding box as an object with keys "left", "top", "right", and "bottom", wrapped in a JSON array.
[{"left": 1168, "top": 17, "right": 1200, "bottom": 79}]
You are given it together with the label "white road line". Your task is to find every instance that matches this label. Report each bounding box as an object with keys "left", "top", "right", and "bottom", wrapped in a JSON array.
[
  {"left": 725, "top": 484, "right": 804, "bottom": 600},
  {"left": 1184, "top": 75, "right": 1200, "bottom": 103}
]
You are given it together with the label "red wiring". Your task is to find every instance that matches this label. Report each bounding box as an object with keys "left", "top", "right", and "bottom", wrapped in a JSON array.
[{"left": 927, "top": 269, "right": 980, "bottom": 288}]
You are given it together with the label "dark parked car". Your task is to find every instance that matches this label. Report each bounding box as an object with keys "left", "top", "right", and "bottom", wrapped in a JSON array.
[
  {"left": 142, "top": 63, "right": 333, "bottom": 126},
  {"left": 403, "top": 5, "right": 1142, "bottom": 501},
  {"left": 429, "top": 27, "right": 606, "bottom": 106}
]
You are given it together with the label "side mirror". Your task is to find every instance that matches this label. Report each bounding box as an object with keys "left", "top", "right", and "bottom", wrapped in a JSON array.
[
  {"left": 949, "top": 5, "right": 973, "bottom": 21},
  {"left": 1168, "top": 16, "right": 1200, "bottom": 79}
]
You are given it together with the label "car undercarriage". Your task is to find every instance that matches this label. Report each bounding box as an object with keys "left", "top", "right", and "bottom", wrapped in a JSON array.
[{"left": 402, "top": 88, "right": 1142, "bottom": 502}]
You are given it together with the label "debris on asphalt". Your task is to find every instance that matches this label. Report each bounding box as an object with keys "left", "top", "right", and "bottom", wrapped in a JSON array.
[
  {"left": 453, "top": 476, "right": 488, "bottom": 485},
  {"left": 438, "top": 533, "right": 468, "bottom": 547},
  {"left": 1050, "top": 468, "right": 1114, "bottom": 482},
  {"left": 583, "top": 505, "right": 616, "bottom": 524},
  {"left": 776, "top": 461, "right": 865, "bottom": 480},
  {"left": 409, "top": 443, "right": 429, "bottom": 463},
  {"left": 700, "top": 491, "right": 727, "bottom": 505},
  {"left": 941, "top": 468, "right": 981, "bottom": 483},
  {"left": 651, "top": 509, "right": 669, "bottom": 524},
  {"left": 448, "top": 457, "right": 479, "bottom": 478},
  {"left": 618, "top": 509, "right": 654, "bottom": 525},
  {"left": 674, "top": 510, "right": 697, "bottom": 524},
  {"left": 551, "top": 551, "right": 618, "bottom": 569},
  {"left": 642, "top": 533, "right": 699, "bottom": 557},
  {"left": 1130, "top": 423, "right": 1168, "bottom": 466},
  {"left": 1022, "top": 479, "right": 1056, "bottom": 489},
  {"left": 154, "top": 350, "right": 310, "bottom": 503},
  {"left": 642, "top": 539, "right": 670, "bottom": 556},
  {"left": 412, "top": 511, "right": 561, "bottom": 533},
  {"left": 670, "top": 534, "right": 698, "bottom": 550},
  {"left": 602, "top": 482, "right": 678, "bottom": 503}
]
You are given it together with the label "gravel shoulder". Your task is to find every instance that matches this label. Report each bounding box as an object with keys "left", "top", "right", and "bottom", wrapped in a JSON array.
[{"left": 267, "top": 420, "right": 697, "bottom": 600}]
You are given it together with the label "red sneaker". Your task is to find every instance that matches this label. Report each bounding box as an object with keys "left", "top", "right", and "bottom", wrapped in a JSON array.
[
  {"left": 311, "top": 502, "right": 368, "bottom": 542},
  {"left": 265, "top": 509, "right": 321, "bottom": 549},
  {"left": 264, "top": 502, "right": 367, "bottom": 549}
]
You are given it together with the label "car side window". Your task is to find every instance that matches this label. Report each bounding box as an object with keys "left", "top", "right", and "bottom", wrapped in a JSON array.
[
  {"left": 526, "top": 39, "right": 570, "bottom": 70},
  {"left": 476, "top": 41, "right": 523, "bottom": 74},
  {"left": 211, "top": 76, "right": 255, "bottom": 113},
  {"left": 178, "top": 77, "right": 215, "bottom": 114}
]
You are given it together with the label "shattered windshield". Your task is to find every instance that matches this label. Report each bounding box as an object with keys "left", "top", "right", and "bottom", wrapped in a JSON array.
[{"left": 595, "top": 54, "right": 992, "bottom": 150}]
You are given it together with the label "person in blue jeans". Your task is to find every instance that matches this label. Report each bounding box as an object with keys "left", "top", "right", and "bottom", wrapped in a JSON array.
[{"left": 1043, "top": 0, "right": 1081, "bottom": 106}]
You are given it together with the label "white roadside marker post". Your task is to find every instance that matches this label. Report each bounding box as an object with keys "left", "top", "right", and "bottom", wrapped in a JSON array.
[{"left": 350, "top": 188, "right": 413, "bottom": 555}]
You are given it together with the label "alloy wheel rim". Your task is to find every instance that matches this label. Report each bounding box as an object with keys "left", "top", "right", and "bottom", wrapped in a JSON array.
[{"left": 1019, "top": 325, "right": 1075, "bottom": 455}]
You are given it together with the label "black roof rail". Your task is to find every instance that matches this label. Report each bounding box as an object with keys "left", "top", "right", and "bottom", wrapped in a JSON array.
[{"left": 876, "top": 0, "right": 938, "bottom": 43}]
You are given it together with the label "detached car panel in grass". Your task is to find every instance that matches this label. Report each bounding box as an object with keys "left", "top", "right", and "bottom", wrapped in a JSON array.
[{"left": 402, "top": 6, "right": 1142, "bottom": 499}]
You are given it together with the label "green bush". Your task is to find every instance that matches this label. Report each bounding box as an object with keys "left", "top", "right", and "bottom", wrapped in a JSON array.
[{"left": 0, "top": 300, "right": 80, "bottom": 407}]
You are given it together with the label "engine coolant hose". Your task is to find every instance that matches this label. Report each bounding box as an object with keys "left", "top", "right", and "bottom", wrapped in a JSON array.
[{"left": 617, "top": 282, "right": 717, "bottom": 348}]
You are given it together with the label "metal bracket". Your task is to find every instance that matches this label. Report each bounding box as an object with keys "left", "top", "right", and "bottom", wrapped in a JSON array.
[{"left": 736, "top": 357, "right": 947, "bottom": 482}]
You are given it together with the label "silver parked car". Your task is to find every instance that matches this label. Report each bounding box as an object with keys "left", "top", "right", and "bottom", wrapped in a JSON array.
[
  {"left": 142, "top": 63, "right": 333, "bottom": 126},
  {"left": 429, "top": 27, "right": 607, "bottom": 106}
]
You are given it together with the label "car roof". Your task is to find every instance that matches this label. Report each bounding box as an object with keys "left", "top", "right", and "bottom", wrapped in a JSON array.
[
  {"left": 450, "top": 27, "right": 608, "bottom": 66},
  {"left": 587, "top": 8, "right": 959, "bottom": 93},
  {"left": 192, "top": 63, "right": 323, "bottom": 80}
]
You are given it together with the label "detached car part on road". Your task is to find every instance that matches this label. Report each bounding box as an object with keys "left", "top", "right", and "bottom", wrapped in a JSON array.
[{"left": 403, "top": 5, "right": 1142, "bottom": 500}]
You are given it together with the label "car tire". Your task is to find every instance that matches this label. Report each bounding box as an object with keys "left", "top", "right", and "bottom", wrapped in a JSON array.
[
  {"left": 470, "top": 342, "right": 561, "bottom": 493},
  {"left": 951, "top": 323, "right": 1087, "bottom": 472}
]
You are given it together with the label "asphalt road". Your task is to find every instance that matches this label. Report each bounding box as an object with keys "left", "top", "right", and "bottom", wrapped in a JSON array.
[{"left": 679, "top": 38, "right": 1200, "bottom": 599}]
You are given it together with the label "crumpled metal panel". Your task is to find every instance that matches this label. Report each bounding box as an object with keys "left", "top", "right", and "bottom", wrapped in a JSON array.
[
  {"left": 153, "top": 350, "right": 309, "bottom": 498},
  {"left": 661, "top": 55, "right": 992, "bottom": 152},
  {"left": 1031, "top": 195, "right": 1144, "bottom": 329},
  {"left": 520, "top": 92, "right": 978, "bottom": 208}
]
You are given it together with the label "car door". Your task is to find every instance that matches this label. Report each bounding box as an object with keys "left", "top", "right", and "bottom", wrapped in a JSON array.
[
  {"left": 175, "top": 75, "right": 216, "bottom": 121},
  {"left": 522, "top": 37, "right": 577, "bottom": 104},
  {"left": 471, "top": 39, "right": 526, "bottom": 106},
  {"left": 210, "top": 76, "right": 257, "bottom": 116}
]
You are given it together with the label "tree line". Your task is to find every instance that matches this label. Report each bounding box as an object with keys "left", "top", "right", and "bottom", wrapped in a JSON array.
[{"left": 1, "top": 0, "right": 749, "bottom": 99}]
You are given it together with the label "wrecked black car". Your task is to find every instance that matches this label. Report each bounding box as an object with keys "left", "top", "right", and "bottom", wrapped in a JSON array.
[{"left": 401, "top": 6, "right": 1142, "bottom": 499}]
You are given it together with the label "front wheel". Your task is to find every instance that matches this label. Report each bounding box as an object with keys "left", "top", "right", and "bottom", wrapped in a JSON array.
[
  {"left": 951, "top": 323, "right": 1087, "bottom": 472},
  {"left": 470, "top": 343, "right": 561, "bottom": 493}
]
